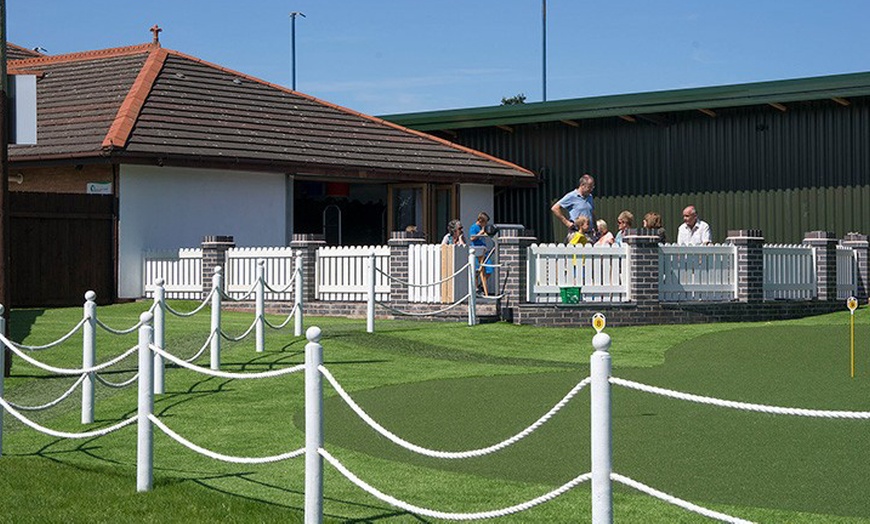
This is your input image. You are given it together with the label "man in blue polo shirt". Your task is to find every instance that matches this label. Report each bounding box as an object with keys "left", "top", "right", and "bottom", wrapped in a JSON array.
[{"left": 551, "top": 174, "right": 596, "bottom": 240}]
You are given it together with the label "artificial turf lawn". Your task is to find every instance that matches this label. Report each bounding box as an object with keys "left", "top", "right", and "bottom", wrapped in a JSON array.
[
  {"left": 2, "top": 303, "right": 870, "bottom": 522},
  {"left": 317, "top": 324, "right": 870, "bottom": 519}
]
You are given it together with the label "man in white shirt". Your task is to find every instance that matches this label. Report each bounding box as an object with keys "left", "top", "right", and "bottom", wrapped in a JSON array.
[{"left": 677, "top": 205, "right": 712, "bottom": 245}]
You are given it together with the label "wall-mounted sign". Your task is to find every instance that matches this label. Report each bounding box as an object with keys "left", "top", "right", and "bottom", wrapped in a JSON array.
[{"left": 87, "top": 182, "right": 113, "bottom": 195}]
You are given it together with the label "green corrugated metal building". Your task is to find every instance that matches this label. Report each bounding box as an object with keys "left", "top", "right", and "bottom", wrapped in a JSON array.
[{"left": 384, "top": 72, "right": 870, "bottom": 243}]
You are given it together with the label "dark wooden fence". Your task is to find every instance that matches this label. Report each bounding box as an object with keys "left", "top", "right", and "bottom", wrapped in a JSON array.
[{"left": 10, "top": 192, "right": 115, "bottom": 307}]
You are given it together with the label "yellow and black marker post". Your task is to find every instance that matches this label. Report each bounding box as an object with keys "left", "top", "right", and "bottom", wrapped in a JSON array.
[{"left": 847, "top": 296, "right": 858, "bottom": 378}]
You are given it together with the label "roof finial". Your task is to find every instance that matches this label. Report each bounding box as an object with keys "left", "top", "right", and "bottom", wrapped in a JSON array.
[{"left": 150, "top": 24, "right": 162, "bottom": 45}]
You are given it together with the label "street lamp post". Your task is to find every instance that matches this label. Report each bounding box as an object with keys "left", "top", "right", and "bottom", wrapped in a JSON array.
[{"left": 290, "top": 11, "right": 305, "bottom": 91}]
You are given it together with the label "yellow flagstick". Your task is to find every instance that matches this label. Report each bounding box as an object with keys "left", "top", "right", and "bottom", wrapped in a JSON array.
[{"left": 847, "top": 297, "right": 858, "bottom": 378}]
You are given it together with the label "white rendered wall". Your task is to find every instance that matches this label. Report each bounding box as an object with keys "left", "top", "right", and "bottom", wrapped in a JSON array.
[
  {"left": 459, "top": 184, "right": 493, "bottom": 231},
  {"left": 118, "top": 165, "right": 289, "bottom": 298}
]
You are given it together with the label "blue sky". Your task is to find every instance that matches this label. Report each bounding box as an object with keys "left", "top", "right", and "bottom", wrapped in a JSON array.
[{"left": 9, "top": 1, "right": 870, "bottom": 116}]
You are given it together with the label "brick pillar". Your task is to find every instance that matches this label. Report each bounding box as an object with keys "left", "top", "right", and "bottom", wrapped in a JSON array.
[
  {"left": 624, "top": 229, "right": 661, "bottom": 304},
  {"left": 289, "top": 234, "right": 326, "bottom": 303},
  {"left": 727, "top": 229, "right": 764, "bottom": 303},
  {"left": 802, "top": 231, "right": 838, "bottom": 301},
  {"left": 842, "top": 233, "right": 869, "bottom": 300},
  {"left": 387, "top": 231, "right": 426, "bottom": 304},
  {"left": 201, "top": 235, "right": 235, "bottom": 298},
  {"left": 497, "top": 227, "right": 537, "bottom": 322}
]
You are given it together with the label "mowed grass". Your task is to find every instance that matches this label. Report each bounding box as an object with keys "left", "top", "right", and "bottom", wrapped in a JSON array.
[{"left": 1, "top": 301, "right": 869, "bottom": 523}]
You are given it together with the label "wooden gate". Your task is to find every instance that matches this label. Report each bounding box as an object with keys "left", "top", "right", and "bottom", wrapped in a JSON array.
[{"left": 10, "top": 192, "right": 115, "bottom": 307}]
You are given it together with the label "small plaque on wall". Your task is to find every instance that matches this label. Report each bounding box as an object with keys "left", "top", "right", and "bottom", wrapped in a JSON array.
[{"left": 86, "top": 182, "right": 112, "bottom": 194}]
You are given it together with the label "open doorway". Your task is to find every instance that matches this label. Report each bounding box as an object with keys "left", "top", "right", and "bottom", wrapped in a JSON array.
[{"left": 294, "top": 181, "right": 387, "bottom": 245}]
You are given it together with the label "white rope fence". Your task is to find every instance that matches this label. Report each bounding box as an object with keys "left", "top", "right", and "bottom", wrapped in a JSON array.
[
  {"left": 149, "top": 414, "right": 304, "bottom": 464},
  {"left": 610, "top": 377, "right": 870, "bottom": 418},
  {"left": 321, "top": 447, "right": 592, "bottom": 521},
  {"left": 0, "top": 398, "right": 137, "bottom": 439},
  {"left": 320, "top": 364, "right": 591, "bottom": 459},
  {"left": 150, "top": 345, "right": 304, "bottom": 380},
  {"left": 4, "top": 374, "right": 87, "bottom": 411},
  {"left": 95, "top": 317, "right": 148, "bottom": 335},
  {"left": 0, "top": 337, "right": 139, "bottom": 376},
  {"left": 10, "top": 316, "right": 89, "bottom": 351},
  {"left": 96, "top": 372, "right": 140, "bottom": 389},
  {"left": 611, "top": 473, "right": 754, "bottom": 524},
  {"left": 163, "top": 287, "right": 215, "bottom": 317},
  {"left": 366, "top": 250, "right": 480, "bottom": 332}
]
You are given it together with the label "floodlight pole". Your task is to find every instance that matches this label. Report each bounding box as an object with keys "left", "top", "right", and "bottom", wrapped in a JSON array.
[
  {"left": 542, "top": 0, "right": 547, "bottom": 102},
  {"left": 290, "top": 11, "right": 306, "bottom": 91}
]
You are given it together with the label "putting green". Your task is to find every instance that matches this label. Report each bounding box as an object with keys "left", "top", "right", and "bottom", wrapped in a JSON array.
[{"left": 308, "top": 324, "right": 870, "bottom": 518}]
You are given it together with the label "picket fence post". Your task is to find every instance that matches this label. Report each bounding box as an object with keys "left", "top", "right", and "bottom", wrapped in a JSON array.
[
  {"left": 82, "top": 291, "right": 97, "bottom": 424},
  {"left": 366, "top": 251, "right": 376, "bottom": 334},
  {"left": 590, "top": 329, "right": 613, "bottom": 524},
  {"left": 256, "top": 260, "right": 265, "bottom": 353},
  {"left": 153, "top": 279, "right": 166, "bottom": 395},
  {"left": 467, "top": 250, "right": 477, "bottom": 326},
  {"left": 305, "top": 326, "right": 324, "bottom": 524},
  {"left": 0, "top": 305, "right": 5, "bottom": 457},
  {"left": 137, "top": 311, "right": 154, "bottom": 492},
  {"left": 210, "top": 266, "right": 222, "bottom": 370},
  {"left": 294, "top": 253, "right": 304, "bottom": 337}
]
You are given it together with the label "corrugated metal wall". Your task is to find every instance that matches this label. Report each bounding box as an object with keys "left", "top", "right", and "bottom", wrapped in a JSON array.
[{"left": 455, "top": 97, "right": 870, "bottom": 243}]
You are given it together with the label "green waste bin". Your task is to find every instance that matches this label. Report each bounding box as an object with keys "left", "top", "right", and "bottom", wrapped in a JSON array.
[{"left": 560, "top": 286, "right": 581, "bottom": 304}]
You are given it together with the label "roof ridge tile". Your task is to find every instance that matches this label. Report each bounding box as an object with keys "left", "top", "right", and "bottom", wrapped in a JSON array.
[
  {"left": 9, "top": 43, "right": 156, "bottom": 67},
  {"left": 102, "top": 47, "right": 169, "bottom": 150}
]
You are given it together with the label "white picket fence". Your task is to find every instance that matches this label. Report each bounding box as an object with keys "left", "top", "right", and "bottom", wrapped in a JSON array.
[
  {"left": 526, "top": 244, "right": 629, "bottom": 303},
  {"left": 143, "top": 248, "right": 203, "bottom": 299},
  {"left": 659, "top": 244, "right": 737, "bottom": 302},
  {"left": 407, "top": 244, "right": 446, "bottom": 303},
  {"left": 762, "top": 244, "right": 816, "bottom": 300},
  {"left": 316, "top": 246, "right": 390, "bottom": 301},
  {"left": 837, "top": 246, "right": 858, "bottom": 300},
  {"left": 225, "top": 247, "right": 296, "bottom": 300}
]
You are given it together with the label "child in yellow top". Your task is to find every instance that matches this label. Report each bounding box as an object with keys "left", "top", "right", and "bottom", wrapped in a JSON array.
[{"left": 565, "top": 215, "right": 590, "bottom": 246}]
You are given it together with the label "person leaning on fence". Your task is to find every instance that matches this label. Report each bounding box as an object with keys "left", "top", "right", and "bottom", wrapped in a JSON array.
[
  {"left": 643, "top": 211, "right": 667, "bottom": 243},
  {"left": 440, "top": 219, "right": 467, "bottom": 246},
  {"left": 566, "top": 215, "right": 590, "bottom": 246},
  {"left": 552, "top": 173, "right": 597, "bottom": 242},
  {"left": 468, "top": 212, "right": 493, "bottom": 293},
  {"left": 677, "top": 205, "right": 712, "bottom": 245},
  {"left": 594, "top": 219, "right": 615, "bottom": 246},
  {"left": 613, "top": 210, "right": 634, "bottom": 246}
]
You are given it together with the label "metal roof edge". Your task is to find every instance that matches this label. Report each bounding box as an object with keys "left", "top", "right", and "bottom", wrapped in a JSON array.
[{"left": 382, "top": 71, "right": 870, "bottom": 130}]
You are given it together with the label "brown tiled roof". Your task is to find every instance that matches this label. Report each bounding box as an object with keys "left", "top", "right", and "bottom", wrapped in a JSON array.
[
  {"left": 9, "top": 43, "right": 535, "bottom": 185},
  {"left": 7, "top": 42, "right": 42, "bottom": 60}
]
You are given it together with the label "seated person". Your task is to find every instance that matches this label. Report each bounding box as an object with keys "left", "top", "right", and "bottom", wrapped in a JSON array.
[
  {"left": 594, "top": 219, "right": 615, "bottom": 246},
  {"left": 440, "top": 219, "right": 467, "bottom": 246}
]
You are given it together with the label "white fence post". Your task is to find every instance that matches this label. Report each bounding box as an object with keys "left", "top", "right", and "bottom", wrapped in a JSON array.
[
  {"left": 305, "top": 326, "right": 324, "bottom": 524},
  {"left": 295, "top": 254, "right": 304, "bottom": 337},
  {"left": 0, "top": 306, "right": 5, "bottom": 457},
  {"left": 210, "top": 266, "right": 223, "bottom": 370},
  {"left": 367, "top": 251, "right": 376, "bottom": 333},
  {"left": 153, "top": 279, "right": 166, "bottom": 395},
  {"left": 137, "top": 312, "right": 154, "bottom": 492},
  {"left": 590, "top": 329, "right": 613, "bottom": 524},
  {"left": 467, "top": 250, "right": 477, "bottom": 326},
  {"left": 256, "top": 260, "right": 265, "bottom": 353},
  {"left": 82, "top": 291, "right": 97, "bottom": 424}
]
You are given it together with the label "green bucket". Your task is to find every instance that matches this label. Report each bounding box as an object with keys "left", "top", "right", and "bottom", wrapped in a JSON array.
[{"left": 560, "top": 286, "right": 581, "bottom": 304}]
